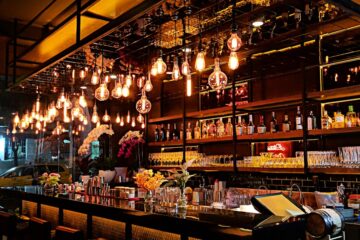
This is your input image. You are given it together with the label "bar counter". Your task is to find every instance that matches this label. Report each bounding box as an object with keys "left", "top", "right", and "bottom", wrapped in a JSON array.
[{"left": 0, "top": 186, "right": 256, "bottom": 240}]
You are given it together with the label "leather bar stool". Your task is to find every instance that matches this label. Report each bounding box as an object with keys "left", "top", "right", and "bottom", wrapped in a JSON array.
[
  {"left": 29, "top": 217, "right": 51, "bottom": 240},
  {"left": 55, "top": 226, "right": 83, "bottom": 240},
  {"left": 0, "top": 211, "right": 16, "bottom": 240}
]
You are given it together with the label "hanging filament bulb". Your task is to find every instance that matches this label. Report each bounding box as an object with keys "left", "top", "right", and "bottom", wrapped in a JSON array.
[
  {"left": 125, "top": 74, "right": 132, "bottom": 87},
  {"left": 12, "top": 126, "right": 17, "bottom": 134},
  {"left": 208, "top": 57, "right": 228, "bottom": 90},
  {"left": 144, "top": 75, "right": 153, "bottom": 92},
  {"left": 181, "top": 58, "right": 190, "bottom": 75},
  {"left": 91, "top": 104, "right": 99, "bottom": 123},
  {"left": 122, "top": 85, "right": 129, "bottom": 97},
  {"left": 151, "top": 62, "right": 158, "bottom": 76},
  {"left": 172, "top": 58, "right": 180, "bottom": 80},
  {"left": 79, "top": 69, "right": 86, "bottom": 80},
  {"left": 186, "top": 74, "right": 192, "bottom": 97},
  {"left": 111, "top": 81, "right": 123, "bottom": 99},
  {"left": 83, "top": 118, "right": 88, "bottom": 125},
  {"left": 195, "top": 52, "right": 206, "bottom": 72},
  {"left": 137, "top": 76, "right": 145, "bottom": 89},
  {"left": 95, "top": 83, "right": 110, "bottom": 101},
  {"left": 71, "top": 100, "right": 83, "bottom": 118},
  {"left": 63, "top": 107, "right": 70, "bottom": 123},
  {"left": 64, "top": 95, "right": 73, "bottom": 109},
  {"left": 120, "top": 116, "right": 124, "bottom": 126},
  {"left": 102, "top": 110, "right": 111, "bottom": 122},
  {"left": 131, "top": 117, "right": 136, "bottom": 127},
  {"left": 116, "top": 113, "right": 121, "bottom": 123},
  {"left": 155, "top": 57, "right": 167, "bottom": 74},
  {"left": 104, "top": 74, "right": 110, "bottom": 84},
  {"left": 227, "top": 33, "right": 242, "bottom": 52},
  {"left": 141, "top": 122, "right": 145, "bottom": 129},
  {"left": 126, "top": 111, "right": 131, "bottom": 124},
  {"left": 79, "top": 114, "right": 84, "bottom": 122},
  {"left": 35, "top": 120, "right": 41, "bottom": 130},
  {"left": 136, "top": 90, "right": 152, "bottom": 114},
  {"left": 137, "top": 113, "right": 144, "bottom": 123},
  {"left": 91, "top": 69, "right": 100, "bottom": 85},
  {"left": 79, "top": 91, "right": 87, "bottom": 108},
  {"left": 96, "top": 121, "right": 101, "bottom": 127},
  {"left": 228, "top": 51, "right": 239, "bottom": 70}
]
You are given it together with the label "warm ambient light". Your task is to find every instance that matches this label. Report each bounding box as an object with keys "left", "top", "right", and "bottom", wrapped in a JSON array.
[
  {"left": 228, "top": 51, "right": 239, "bottom": 70},
  {"left": 127, "top": 111, "right": 131, "bottom": 123},
  {"left": 79, "top": 91, "right": 87, "bottom": 108},
  {"left": 137, "top": 113, "right": 144, "bottom": 123},
  {"left": 95, "top": 83, "right": 110, "bottom": 101},
  {"left": 116, "top": 113, "right": 121, "bottom": 123},
  {"left": 125, "top": 74, "right": 132, "bottom": 87},
  {"left": 208, "top": 57, "right": 228, "bottom": 90},
  {"left": 172, "top": 59, "right": 180, "bottom": 80},
  {"left": 131, "top": 117, "right": 136, "bottom": 127},
  {"left": 195, "top": 52, "right": 206, "bottom": 72},
  {"left": 91, "top": 104, "right": 99, "bottom": 123},
  {"left": 122, "top": 85, "right": 130, "bottom": 97},
  {"left": 137, "top": 76, "right": 145, "bottom": 88},
  {"left": 181, "top": 59, "right": 190, "bottom": 75},
  {"left": 144, "top": 78, "right": 153, "bottom": 92},
  {"left": 120, "top": 116, "right": 124, "bottom": 126},
  {"left": 102, "top": 110, "right": 111, "bottom": 122},
  {"left": 111, "top": 82, "right": 123, "bottom": 99},
  {"left": 227, "top": 33, "right": 242, "bottom": 52},
  {"left": 91, "top": 70, "right": 100, "bottom": 85},
  {"left": 136, "top": 91, "right": 152, "bottom": 114},
  {"left": 186, "top": 75, "right": 192, "bottom": 97},
  {"left": 154, "top": 57, "right": 167, "bottom": 75},
  {"left": 252, "top": 18, "right": 264, "bottom": 27}
]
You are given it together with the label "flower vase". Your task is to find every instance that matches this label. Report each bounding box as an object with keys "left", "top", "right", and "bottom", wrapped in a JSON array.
[
  {"left": 144, "top": 190, "right": 155, "bottom": 213},
  {"left": 44, "top": 184, "right": 57, "bottom": 195},
  {"left": 177, "top": 188, "right": 187, "bottom": 209}
]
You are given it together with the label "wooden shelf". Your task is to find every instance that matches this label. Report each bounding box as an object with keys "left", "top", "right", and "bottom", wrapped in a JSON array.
[
  {"left": 309, "top": 127, "right": 360, "bottom": 136},
  {"left": 148, "top": 141, "right": 183, "bottom": 147},
  {"left": 151, "top": 166, "right": 234, "bottom": 172},
  {"left": 238, "top": 94, "right": 302, "bottom": 111},
  {"left": 238, "top": 167, "right": 304, "bottom": 174},
  {"left": 309, "top": 167, "right": 360, "bottom": 175},
  {"left": 308, "top": 85, "right": 360, "bottom": 102}
]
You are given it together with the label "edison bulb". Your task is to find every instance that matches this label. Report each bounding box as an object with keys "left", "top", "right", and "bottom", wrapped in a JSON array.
[
  {"left": 228, "top": 51, "right": 239, "bottom": 70},
  {"left": 35, "top": 97, "right": 41, "bottom": 113},
  {"left": 136, "top": 93, "right": 152, "bottom": 114},
  {"left": 64, "top": 97, "right": 72, "bottom": 109},
  {"left": 227, "top": 33, "right": 242, "bottom": 52},
  {"left": 137, "top": 76, "right": 145, "bottom": 89},
  {"left": 186, "top": 75, "right": 192, "bottom": 97},
  {"left": 122, "top": 86, "right": 129, "bottom": 97},
  {"left": 111, "top": 82, "right": 123, "bottom": 99},
  {"left": 12, "top": 126, "right": 17, "bottom": 134},
  {"left": 83, "top": 118, "right": 88, "bottom": 125},
  {"left": 125, "top": 74, "right": 132, "bottom": 87},
  {"left": 79, "top": 92, "right": 87, "bottom": 108},
  {"left": 155, "top": 57, "right": 167, "bottom": 74},
  {"left": 95, "top": 83, "right": 109, "bottom": 101},
  {"left": 141, "top": 122, "right": 145, "bottom": 129},
  {"left": 131, "top": 117, "right": 136, "bottom": 127},
  {"left": 14, "top": 114, "right": 20, "bottom": 125},
  {"left": 151, "top": 63, "right": 158, "bottom": 76},
  {"left": 137, "top": 113, "right": 144, "bottom": 123},
  {"left": 102, "top": 110, "right": 110, "bottom": 122},
  {"left": 144, "top": 79, "right": 153, "bottom": 92},
  {"left": 79, "top": 69, "right": 86, "bottom": 79},
  {"left": 116, "top": 113, "right": 121, "bottom": 123},
  {"left": 91, "top": 105, "right": 99, "bottom": 123},
  {"left": 120, "top": 116, "right": 124, "bottom": 126},
  {"left": 91, "top": 71, "right": 100, "bottom": 85},
  {"left": 126, "top": 111, "right": 131, "bottom": 123},
  {"left": 96, "top": 121, "right": 101, "bottom": 127},
  {"left": 208, "top": 57, "right": 228, "bottom": 90},
  {"left": 104, "top": 75, "right": 110, "bottom": 84},
  {"left": 181, "top": 59, "right": 190, "bottom": 75},
  {"left": 172, "top": 60, "right": 180, "bottom": 80},
  {"left": 195, "top": 52, "right": 206, "bottom": 72}
]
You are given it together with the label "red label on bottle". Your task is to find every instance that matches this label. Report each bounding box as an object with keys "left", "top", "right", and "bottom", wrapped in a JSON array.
[{"left": 267, "top": 142, "right": 293, "bottom": 158}]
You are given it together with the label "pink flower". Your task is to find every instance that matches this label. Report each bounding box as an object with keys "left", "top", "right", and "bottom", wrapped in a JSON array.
[{"left": 42, "top": 172, "right": 48, "bottom": 178}]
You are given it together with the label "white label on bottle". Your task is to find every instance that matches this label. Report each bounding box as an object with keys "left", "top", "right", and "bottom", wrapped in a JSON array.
[
  {"left": 236, "top": 126, "right": 243, "bottom": 136},
  {"left": 335, "top": 116, "right": 344, "bottom": 123},
  {"left": 307, "top": 117, "right": 313, "bottom": 130},
  {"left": 257, "top": 126, "right": 266, "bottom": 134},
  {"left": 296, "top": 117, "right": 301, "bottom": 125},
  {"left": 283, "top": 123, "right": 290, "bottom": 132},
  {"left": 248, "top": 126, "right": 254, "bottom": 135}
]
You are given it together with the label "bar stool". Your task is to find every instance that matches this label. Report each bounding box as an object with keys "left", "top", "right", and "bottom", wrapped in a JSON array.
[
  {"left": 55, "top": 226, "right": 83, "bottom": 240},
  {"left": 29, "top": 217, "right": 51, "bottom": 240},
  {"left": 0, "top": 211, "right": 16, "bottom": 240}
]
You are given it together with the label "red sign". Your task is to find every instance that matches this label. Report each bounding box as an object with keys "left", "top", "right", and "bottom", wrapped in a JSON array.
[{"left": 267, "top": 142, "right": 293, "bottom": 158}]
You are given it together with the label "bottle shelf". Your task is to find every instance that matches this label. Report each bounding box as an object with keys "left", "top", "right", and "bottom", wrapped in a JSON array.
[
  {"left": 308, "top": 85, "right": 360, "bottom": 102},
  {"left": 309, "top": 167, "right": 360, "bottom": 175},
  {"left": 151, "top": 166, "right": 234, "bottom": 172},
  {"left": 308, "top": 127, "right": 360, "bottom": 136},
  {"left": 238, "top": 167, "right": 304, "bottom": 174}
]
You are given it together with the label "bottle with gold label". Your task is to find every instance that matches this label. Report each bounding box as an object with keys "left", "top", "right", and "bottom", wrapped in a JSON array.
[
  {"left": 194, "top": 121, "right": 201, "bottom": 139},
  {"left": 208, "top": 120, "right": 217, "bottom": 137},
  {"left": 333, "top": 107, "right": 345, "bottom": 129},
  {"left": 201, "top": 120, "right": 208, "bottom": 139},
  {"left": 236, "top": 116, "right": 243, "bottom": 136},
  {"left": 346, "top": 105, "right": 357, "bottom": 127},
  {"left": 247, "top": 114, "right": 255, "bottom": 135},
  {"left": 217, "top": 118, "right": 225, "bottom": 137},
  {"left": 321, "top": 110, "right": 332, "bottom": 130},
  {"left": 225, "top": 117, "right": 233, "bottom": 136}
]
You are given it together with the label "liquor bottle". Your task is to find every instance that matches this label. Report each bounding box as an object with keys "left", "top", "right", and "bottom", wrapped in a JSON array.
[
  {"left": 180, "top": 123, "right": 184, "bottom": 140},
  {"left": 333, "top": 107, "right": 345, "bottom": 129},
  {"left": 201, "top": 120, "right": 208, "bottom": 139},
  {"left": 194, "top": 121, "right": 201, "bottom": 139},
  {"left": 154, "top": 125, "right": 160, "bottom": 142},
  {"left": 208, "top": 120, "right": 217, "bottom": 137},
  {"left": 257, "top": 115, "right": 266, "bottom": 134},
  {"left": 282, "top": 114, "right": 291, "bottom": 132},
  {"left": 236, "top": 116, "right": 243, "bottom": 136},
  {"left": 247, "top": 114, "right": 255, "bottom": 135},
  {"left": 166, "top": 123, "right": 171, "bottom": 141},
  {"left": 173, "top": 123, "right": 179, "bottom": 140},
  {"left": 242, "top": 117, "right": 248, "bottom": 135},
  {"left": 307, "top": 111, "right": 316, "bottom": 130},
  {"left": 296, "top": 106, "right": 303, "bottom": 130},
  {"left": 186, "top": 122, "right": 192, "bottom": 140},
  {"left": 160, "top": 124, "right": 166, "bottom": 141},
  {"left": 321, "top": 110, "right": 332, "bottom": 130},
  {"left": 346, "top": 105, "right": 357, "bottom": 127},
  {"left": 270, "top": 112, "right": 278, "bottom": 133},
  {"left": 217, "top": 118, "right": 225, "bottom": 137},
  {"left": 225, "top": 117, "right": 233, "bottom": 136}
]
